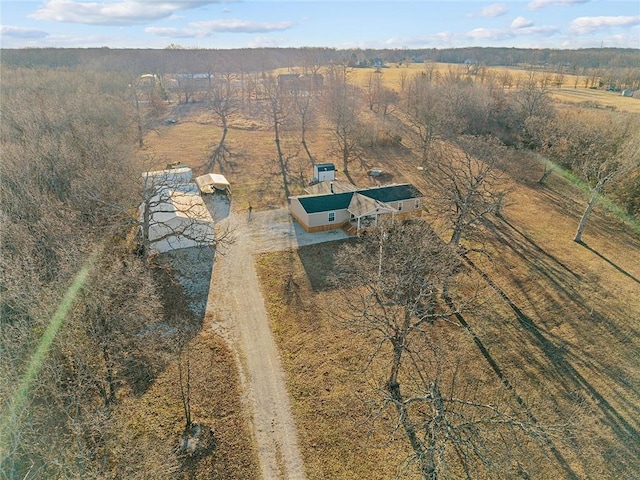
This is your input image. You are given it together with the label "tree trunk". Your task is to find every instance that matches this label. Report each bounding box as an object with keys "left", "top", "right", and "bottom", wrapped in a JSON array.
[
  {"left": 538, "top": 165, "right": 553, "bottom": 184},
  {"left": 574, "top": 191, "right": 598, "bottom": 243},
  {"left": 385, "top": 313, "right": 437, "bottom": 480},
  {"left": 273, "top": 106, "right": 290, "bottom": 199},
  {"left": 209, "top": 117, "right": 229, "bottom": 171},
  {"left": 179, "top": 349, "right": 192, "bottom": 430}
]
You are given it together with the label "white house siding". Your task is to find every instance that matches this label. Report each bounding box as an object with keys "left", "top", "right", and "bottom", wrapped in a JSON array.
[
  {"left": 306, "top": 209, "right": 350, "bottom": 230},
  {"left": 289, "top": 198, "right": 310, "bottom": 228},
  {"left": 387, "top": 198, "right": 421, "bottom": 213},
  {"left": 289, "top": 198, "right": 350, "bottom": 232}
]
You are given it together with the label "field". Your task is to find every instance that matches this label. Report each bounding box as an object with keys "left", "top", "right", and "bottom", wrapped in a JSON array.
[
  {"left": 141, "top": 67, "right": 640, "bottom": 478},
  {"left": 342, "top": 62, "right": 640, "bottom": 113}
]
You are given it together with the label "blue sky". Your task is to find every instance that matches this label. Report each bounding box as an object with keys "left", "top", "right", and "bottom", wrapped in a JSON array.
[{"left": 1, "top": 1, "right": 639, "bottom": 49}]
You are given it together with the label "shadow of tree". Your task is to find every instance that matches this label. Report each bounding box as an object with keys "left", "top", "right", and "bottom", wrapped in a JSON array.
[
  {"left": 578, "top": 241, "right": 640, "bottom": 284},
  {"left": 464, "top": 254, "right": 640, "bottom": 457}
]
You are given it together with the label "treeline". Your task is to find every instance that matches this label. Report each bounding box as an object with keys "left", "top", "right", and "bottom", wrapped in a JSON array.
[
  {"left": 2, "top": 46, "right": 638, "bottom": 72},
  {"left": 0, "top": 67, "right": 201, "bottom": 478}
]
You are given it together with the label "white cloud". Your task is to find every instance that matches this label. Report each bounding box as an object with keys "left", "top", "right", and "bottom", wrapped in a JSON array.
[
  {"left": 467, "top": 28, "right": 513, "bottom": 41},
  {"left": 511, "top": 16, "right": 534, "bottom": 29},
  {"left": 145, "top": 26, "right": 202, "bottom": 38},
  {"left": 0, "top": 25, "right": 49, "bottom": 38},
  {"left": 569, "top": 15, "right": 640, "bottom": 34},
  {"left": 384, "top": 21, "right": 559, "bottom": 48},
  {"left": 528, "top": 0, "right": 588, "bottom": 11},
  {"left": 144, "top": 18, "right": 294, "bottom": 38},
  {"left": 190, "top": 19, "right": 294, "bottom": 33},
  {"left": 468, "top": 3, "right": 508, "bottom": 18},
  {"left": 30, "top": 0, "right": 220, "bottom": 26}
]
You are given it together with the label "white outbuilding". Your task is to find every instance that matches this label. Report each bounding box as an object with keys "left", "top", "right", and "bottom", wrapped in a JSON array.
[
  {"left": 194, "top": 173, "right": 231, "bottom": 194},
  {"left": 143, "top": 166, "right": 192, "bottom": 191},
  {"left": 312, "top": 163, "right": 336, "bottom": 183},
  {"left": 141, "top": 187, "right": 215, "bottom": 254}
]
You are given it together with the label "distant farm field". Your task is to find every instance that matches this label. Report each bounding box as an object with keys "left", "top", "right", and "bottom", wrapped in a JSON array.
[{"left": 344, "top": 63, "right": 640, "bottom": 113}]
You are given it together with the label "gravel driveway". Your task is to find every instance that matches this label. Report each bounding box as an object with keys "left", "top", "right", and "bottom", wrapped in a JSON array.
[{"left": 205, "top": 206, "right": 349, "bottom": 480}]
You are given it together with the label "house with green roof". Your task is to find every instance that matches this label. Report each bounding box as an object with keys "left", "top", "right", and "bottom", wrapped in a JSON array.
[{"left": 289, "top": 183, "right": 424, "bottom": 234}]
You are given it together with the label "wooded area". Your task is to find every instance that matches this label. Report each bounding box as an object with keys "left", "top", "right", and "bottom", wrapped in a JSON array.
[{"left": 1, "top": 46, "right": 639, "bottom": 479}]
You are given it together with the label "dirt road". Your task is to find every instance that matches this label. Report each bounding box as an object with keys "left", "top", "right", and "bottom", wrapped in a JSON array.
[{"left": 206, "top": 208, "right": 348, "bottom": 479}]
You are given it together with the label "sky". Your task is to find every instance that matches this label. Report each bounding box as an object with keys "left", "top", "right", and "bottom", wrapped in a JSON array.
[{"left": 1, "top": 0, "right": 639, "bottom": 50}]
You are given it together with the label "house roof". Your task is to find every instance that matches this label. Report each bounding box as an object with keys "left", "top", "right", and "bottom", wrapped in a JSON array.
[
  {"left": 348, "top": 193, "right": 397, "bottom": 218},
  {"left": 293, "top": 183, "right": 423, "bottom": 215},
  {"left": 145, "top": 187, "right": 214, "bottom": 224},
  {"left": 315, "top": 163, "right": 335, "bottom": 172},
  {"left": 296, "top": 191, "right": 354, "bottom": 214},
  {"left": 358, "top": 184, "right": 423, "bottom": 203},
  {"left": 143, "top": 167, "right": 193, "bottom": 190}
]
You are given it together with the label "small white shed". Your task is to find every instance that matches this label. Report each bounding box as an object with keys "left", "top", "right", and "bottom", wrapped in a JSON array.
[{"left": 313, "top": 163, "right": 336, "bottom": 183}]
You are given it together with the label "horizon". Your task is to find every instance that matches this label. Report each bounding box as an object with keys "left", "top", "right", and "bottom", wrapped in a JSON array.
[{"left": 1, "top": 1, "right": 639, "bottom": 50}]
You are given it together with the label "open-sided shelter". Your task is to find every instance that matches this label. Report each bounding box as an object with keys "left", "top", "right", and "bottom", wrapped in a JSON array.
[{"left": 195, "top": 173, "right": 231, "bottom": 194}]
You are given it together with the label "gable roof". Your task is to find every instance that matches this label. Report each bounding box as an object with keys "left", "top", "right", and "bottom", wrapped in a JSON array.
[
  {"left": 296, "top": 191, "right": 354, "bottom": 214},
  {"left": 293, "top": 183, "right": 423, "bottom": 215},
  {"left": 348, "top": 193, "right": 397, "bottom": 218},
  {"left": 358, "top": 184, "right": 423, "bottom": 203}
]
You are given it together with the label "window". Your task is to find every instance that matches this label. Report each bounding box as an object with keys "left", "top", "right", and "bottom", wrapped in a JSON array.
[
  {"left": 397, "top": 201, "right": 403, "bottom": 211},
  {"left": 415, "top": 200, "right": 420, "bottom": 209},
  {"left": 328, "top": 211, "right": 335, "bottom": 222}
]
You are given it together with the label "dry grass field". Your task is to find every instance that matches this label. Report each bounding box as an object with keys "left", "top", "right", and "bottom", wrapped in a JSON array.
[
  {"left": 110, "top": 257, "right": 261, "bottom": 479},
  {"left": 343, "top": 62, "right": 640, "bottom": 113},
  {"left": 255, "top": 166, "right": 640, "bottom": 478},
  {"left": 140, "top": 68, "right": 640, "bottom": 478}
]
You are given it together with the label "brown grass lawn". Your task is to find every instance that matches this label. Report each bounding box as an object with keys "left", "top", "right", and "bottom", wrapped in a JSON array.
[
  {"left": 112, "top": 331, "right": 260, "bottom": 480},
  {"left": 141, "top": 83, "right": 639, "bottom": 478}
]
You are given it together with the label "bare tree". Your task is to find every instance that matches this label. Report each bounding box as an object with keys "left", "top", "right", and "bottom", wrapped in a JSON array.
[
  {"left": 538, "top": 110, "right": 639, "bottom": 242},
  {"left": 0, "top": 66, "right": 182, "bottom": 479},
  {"left": 402, "top": 74, "right": 447, "bottom": 165},
  {"left": 291, "top": 81, "right": 318, "bottom": 166},
  {"left": 333, "top": 220, "right": 567, "bottom": 479},
  {"left": 261, "top": 73, "right": 294, "bottom": 198},
  {"left": 429, "top": 136, "right": 507, "bottom": 250},
  {"left": 206, "top": 71, "right": 239, "bottom": 172},
  {"left": 324, "top": 63, "right": 362, "bottom": 178}
]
